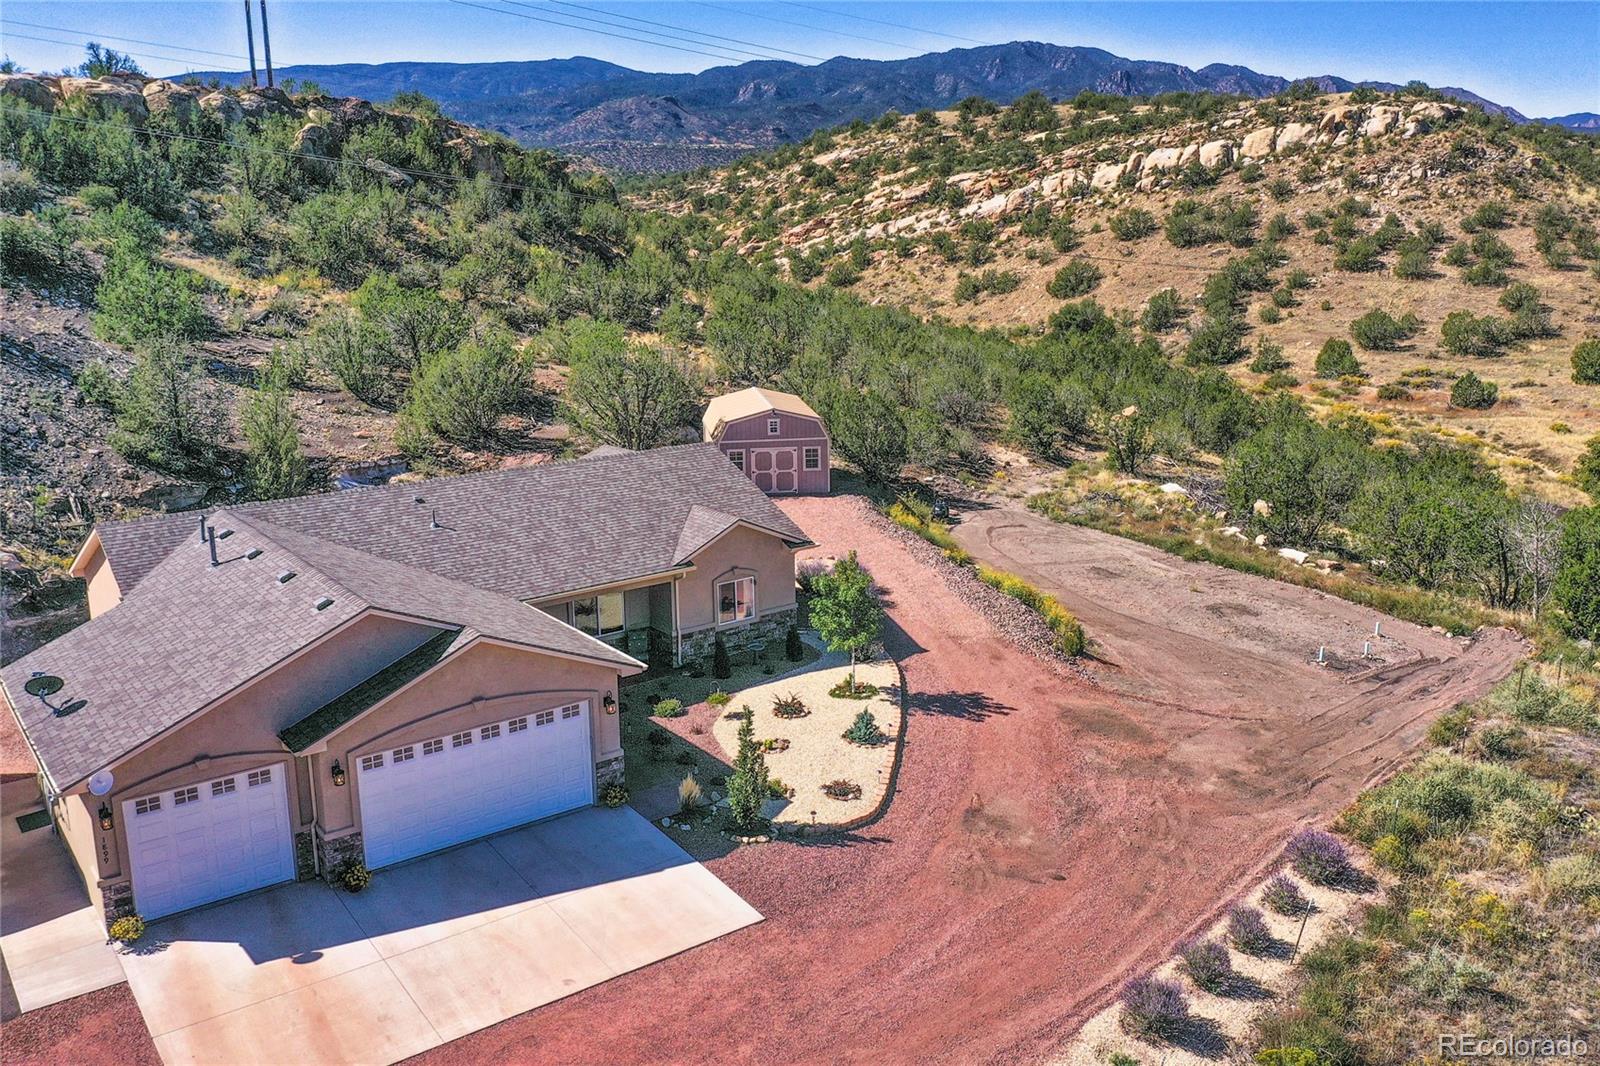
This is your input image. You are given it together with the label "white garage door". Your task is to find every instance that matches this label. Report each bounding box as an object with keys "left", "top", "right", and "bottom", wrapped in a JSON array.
[
  {"left": 123, "top": 764, "right": 296, "bottom": 920},
  {"left": 358, "top": 700, "right": 595, "bottom": 869}
]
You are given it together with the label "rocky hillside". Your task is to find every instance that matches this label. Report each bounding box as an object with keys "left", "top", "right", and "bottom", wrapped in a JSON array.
[{"left": 654, "top": 90, "right": 1600, "bottom": 501}]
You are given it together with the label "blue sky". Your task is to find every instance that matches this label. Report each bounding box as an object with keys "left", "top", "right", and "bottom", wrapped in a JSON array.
[{"left": 3, "top": 2, "right": 1596, "bottom": 116}]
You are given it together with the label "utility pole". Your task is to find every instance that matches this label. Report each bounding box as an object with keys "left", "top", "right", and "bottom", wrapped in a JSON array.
[
  {"left": 258, "top": 0, "right": 275, "bottom": 88},
  {"left": 243, "top": 0, "right": 259, "bottom": 87}
]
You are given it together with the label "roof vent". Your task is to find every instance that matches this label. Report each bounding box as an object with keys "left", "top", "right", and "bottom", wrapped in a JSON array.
[
  {"left": 197, "top": 514, "right": 208, "bottom": 544},
  {"left": 277, "top": 570, "right": 297, "bottom": 584},
  {"left": 217, "top": 528, "right": 234, "bottom": 540},
  {"left": 430, "top": 508, "right": 441, "bottom": 530},
  {"left": 314, "top": 596, "right": 334, "bottom": 611},
  {"left": 414, "top": 496, "right": 426, "bottom": 505},
  {"left": 246, "top": 548, "right": 263, "bottom": 560}
]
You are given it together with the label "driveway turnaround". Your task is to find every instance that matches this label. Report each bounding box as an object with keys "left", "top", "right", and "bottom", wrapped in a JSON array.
[
  {"left": 116, "top": 806, "right": 759, "bottom": 1066},
  {"left": 0, "top": 801, "right": 126, "bottom": 1018}
]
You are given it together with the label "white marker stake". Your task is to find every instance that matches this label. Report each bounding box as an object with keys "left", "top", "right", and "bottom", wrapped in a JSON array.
[{"left": 1374, "top": 620, "right": 1382, "bottom": 638}]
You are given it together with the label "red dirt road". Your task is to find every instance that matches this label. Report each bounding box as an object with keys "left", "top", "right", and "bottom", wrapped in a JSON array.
[
  {"left": 2, "top": 495, "right": 1523, "bottom": 1065},
  {"left": 412, "top": 495, "right": 1521, "bottom": 1065}
]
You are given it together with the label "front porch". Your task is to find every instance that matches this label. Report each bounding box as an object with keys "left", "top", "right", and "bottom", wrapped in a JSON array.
[{"left": 536, "top": 580, "right": 798, "bottom": 670}]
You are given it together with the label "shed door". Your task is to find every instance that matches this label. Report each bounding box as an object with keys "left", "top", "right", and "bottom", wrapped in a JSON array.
[
  {"left": 123, "top": 764, "right": 296, "bottom": 920},
  {"left": 772, "top": 448, "right": 798, "bottom": 494},
  {"left": 750, "top": 449, "right": 776, "bottom": 493},
  {"left": 358, "top": 701, "right": 594, "bottom": 869}
]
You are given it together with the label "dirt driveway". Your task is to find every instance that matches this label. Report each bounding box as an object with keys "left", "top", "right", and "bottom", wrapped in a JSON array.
[
  {"left": 3, "top": 494, "right": 1522, "bottom": 1066},
  {"left": 410, "top": 494, "right": 1519, "bottom": 1065}
]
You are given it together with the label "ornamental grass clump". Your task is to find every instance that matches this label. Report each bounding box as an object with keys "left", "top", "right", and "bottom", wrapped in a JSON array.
[
  {"left": 1262, "top": 873, "right": 1310, "bottom": 916},
  {"left": 1178, "top": 937, "right": 1234, "bottom": 993},
  {"left": 1287, "top": 828, "right": 1353, "bottom": 885},
  {"left": 1227, "top": 903, "right": 1274, "bottom": 955},
  {"left": 1119, "top": 975, "right": 1190, "bottom": 1040}
]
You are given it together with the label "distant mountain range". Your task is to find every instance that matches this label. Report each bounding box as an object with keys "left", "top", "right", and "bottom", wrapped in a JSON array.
[{"left": 187, "top": 41, "right": 1595, "bottom": 171}]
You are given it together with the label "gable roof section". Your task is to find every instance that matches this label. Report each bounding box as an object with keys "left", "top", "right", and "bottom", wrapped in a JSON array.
[
  {"left": 702, "top": 387, "right": 822, "bottom": 440},
  {"left": 4, "top": 508, "right": 642, "bottom": 792},
  {"left": 278, "top": 628, "right": 465, "bottom": 753}
]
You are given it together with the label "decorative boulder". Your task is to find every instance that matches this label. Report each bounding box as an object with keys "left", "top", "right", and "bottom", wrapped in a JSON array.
[
  {"left": 199, "top": 91, "right": 245, "bottom": 124},
  {"left": 292, "top": 122, "right": 334, "bottom": 157},
  {"left": 1360, "top": 106, "right": 1401, "bottom": 137},
  {"left": 1090, "top": 161, "right": 1125, "bottom": 189},
  {"left": 1198, "top": 139, "right": 1233, "bottom": 169},
  {"left": 142, "top": 80, "right": 201, "bottom": 120},
  {"left": 1142, "top": 146, "right": 1184, "bottom": 173},
  {"left": 1274, "top": 122, "right": 1317, "bottom": 151}
]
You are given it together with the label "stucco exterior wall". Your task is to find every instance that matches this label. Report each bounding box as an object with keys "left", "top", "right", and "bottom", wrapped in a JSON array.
[
  {"left": 678, "top": 524, "right": 798, "bottom": 635},
  {"left": 79, "top": 542, "right": 123, "bottom": 619},
  {"left": 76, "top": 614, "right": 438, "bottom": 903},
  {"left": 714, "top": 412, "right": 830, "bottom": 495},
  {"left": 311, "top": 640, "right": 623, "bottom": 846}
]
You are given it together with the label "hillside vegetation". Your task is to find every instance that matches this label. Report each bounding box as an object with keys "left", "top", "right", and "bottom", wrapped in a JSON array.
[
  {"left": 653, "top": 87, "right": 1600, "bottom": 500},
  {"left": 2, "top": 68, "right": 1598, "bottom": 661}
]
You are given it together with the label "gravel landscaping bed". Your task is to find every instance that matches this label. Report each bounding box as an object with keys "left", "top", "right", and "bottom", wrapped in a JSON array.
[{"left": 709, "top": 651, "right": 901, "bottom": 829}]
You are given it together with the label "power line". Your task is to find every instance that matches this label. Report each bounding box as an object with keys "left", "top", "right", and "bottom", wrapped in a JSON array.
[
  {"left": 0, "top": 19, "right": 248, "bottom": 61},
  {"left": 775, "top": 2, "right": 995, "bottom": 48},
  {"left": 539, "top": 0, "right": 825, "bottom": 62},
  {"left": 686, "top": 2, "right": 919, "bottom": 54},
  {"left": 501, "top": 0, "right": 799, "bottom": 63},
  {"left": 0, "top": 32, "right": 205, "bottom": 72},
  {"left": 451, "top": 0, "right": 751, "bottom": 64}
]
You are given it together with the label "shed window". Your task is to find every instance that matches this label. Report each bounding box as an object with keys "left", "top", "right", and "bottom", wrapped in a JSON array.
[
  {"left": 717, "top": 576, "right": 756, "bottom": 625},
  {"left": 572, "top": 591, "right": 624, "bottom": 636},
  {"left": 728, "top": 450, "right": 744, "bottom": 472},
  {"left": 767, "top": 418, "right": 781, "bottom": 434},
  {"left": 803, "top": 446, "right": 821, "bottom": 470}
]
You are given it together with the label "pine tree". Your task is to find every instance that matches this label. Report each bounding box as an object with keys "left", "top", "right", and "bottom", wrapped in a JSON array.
[
  {"left": 243, "top": 378, "right": 308, "bottom": 500},
  {"left": 712, "top": 634, "right": 731, "bottom": 679},
  {"left": 725, "top": 709, "right": 769, "bottom": 832}
]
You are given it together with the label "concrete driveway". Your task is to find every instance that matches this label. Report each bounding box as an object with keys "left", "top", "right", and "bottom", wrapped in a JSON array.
[{"left": 117, "top": 806, "right": 761, "bottom": 1066}]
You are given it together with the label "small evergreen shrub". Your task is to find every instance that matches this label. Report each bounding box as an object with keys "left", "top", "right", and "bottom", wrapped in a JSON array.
[
  {"left": 713, "top": 635, "right": 731, "bottom": 679},
  {"left": 652, "top": 697, "right": 685, "bottom": 718},
  {"left": 1287, "top": 828, "right": 1352, "bottom": 885},
  {"left": 1450, "top": 371, "right": 1499, "bottom": 409},
  {"left": 707, "top": 690, "right": 732, "bottom": 708},
  {"left": 1350, "top": 309, "right": 1420, "bottom": 350},
  {"left": 1314, "top": 338, "right": 1362, "bottom": 379},
  {"left": 843, "top": 708, "right": 885, "bottom": 745},
  {"left": 1046, "top": 259, "right": 1103, "bottom": 298},
  {"left": 785, "top": 624, "right": 804, "bottom": 661},
  {"left": 600, "top": 781, "right": 629, "bottom": 808},
  {"left": 1119, "top": 976, "right": 1189, "bottom": 1040},
  {"left": 1109, "top": 207, "right": 1158, "bottom": 241},
  {"left": 1262, "top": 873, "right": 1310, "bottom": 916},
  {"left": 1573, "top": 339, "right": 1600, "bottom": 384},
  {"left": 1178, "top": 937, "right": 1234, "bottom": 993},
  {"left": 1227, "top": 903, "right": 1273, "bottom": 954}
]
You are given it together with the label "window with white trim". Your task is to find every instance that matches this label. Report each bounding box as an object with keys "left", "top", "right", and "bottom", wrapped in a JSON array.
[
  {"left": 561, "top": 703, "right": 581, "bottom": 719},
  {"left": 452, "top": 731, "right": 473, "bottom": 748},
  {"left": 535, "top": 709, "right": 555, "bottom": 727},
  {"left": 717, "top": 575, "right": 756, "bottom": 625},
  {"left": 135, "top": 796, "right": 161, "bottom": 815},
  {"left": 392, "top": 746, "right": 415, "bottom": 764},
  {"left": 211, "top": 777, "right": 236, "bottom": 797},
  {"left": 361, "top": 753, "right": 384, "bottom": 772},
  {"left": 481, "top": 723, "right": 501, "bottom": 740},
  {"left": 508, "top": 716, "right": 528, "bottom": 733},
  {"left": 247, "top": 769, "right": 272, "bottom": 788},
  {"left": 423, "top": 738, "right": 444, "bottom": 756},
  {"left": 728, "top": 449, "right": 744, "bottom": 472},
  {"left": 803, "top": 446, "right": 821, "bottom": 470},
  {"left": 767, "top": 418, "right": 781, "bottom": 434}
]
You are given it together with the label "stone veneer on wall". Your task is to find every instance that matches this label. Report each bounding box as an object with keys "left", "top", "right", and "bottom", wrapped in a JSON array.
[
  {"left": 316, "top": 829, "right": 365, "bottom": 880},
  {"left": 101, "top": 879, "right": 135, "bottom": 927},
  {"left": 678, "top": 607, "right": 797, "bottom": 666}
]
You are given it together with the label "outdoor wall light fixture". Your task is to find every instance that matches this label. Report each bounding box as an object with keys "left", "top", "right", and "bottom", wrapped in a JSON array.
[
  {"left": 98, "top": 803, "right": 114, "bottom": 832},
  {"left": 331, "top": 760, "right": 347, "bottom": 787},
  {"left": 603, "top": 692, "right": 617, "bottom": 714}
]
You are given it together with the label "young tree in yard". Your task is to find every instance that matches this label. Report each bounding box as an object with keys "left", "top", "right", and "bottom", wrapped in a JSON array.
[
  {"left": 1092, "top": 403, "right": 1157, "bottom": 475},
  {"left": 1225, "top": 397, "right": 1367, "bottom": 547},
  {"left": 111, "top": 339, "right": 226, "bottom": 471},
  {"left": 564, "top": 326, "right": 696, "bottom": 450},
  {"left": 1553, "top": 507, "right": 1600, "bottom": 641},
  {"left": 810, "top": 551, "right": 884, "bottom": 691},
  {"left": 243, "top": 379, "right": 308, "bottom": 501},
  {"left": 725, "top": 711, "right": 769, "bottom": 833}
]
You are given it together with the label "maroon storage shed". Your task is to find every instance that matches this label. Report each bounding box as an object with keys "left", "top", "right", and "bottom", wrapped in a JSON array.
[{"left": 702, "top": 387, "right": 830, "bottom": 495}]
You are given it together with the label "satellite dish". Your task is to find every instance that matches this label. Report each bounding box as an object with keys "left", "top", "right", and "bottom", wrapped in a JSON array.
[
  {"left": 88, "top": 769, "right": 115, "bottom": 797},
  {"left": 56, "top": 699, "right": 88, "bottom": 718},
  {"left": 24, "top": 674, "right": 63, "bottom": 698}
]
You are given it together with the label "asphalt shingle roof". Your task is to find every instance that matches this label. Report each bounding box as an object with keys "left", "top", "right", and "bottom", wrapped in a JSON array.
[
  {"left": 10, "top": 445, "right": 798, "bottom": 791},
  {"left": 278, "top": 629, "right": 465, "bottom": 754}
]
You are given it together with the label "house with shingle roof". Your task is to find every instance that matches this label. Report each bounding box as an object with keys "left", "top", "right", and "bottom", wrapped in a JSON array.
[{"left": 1, "top": 444, "right": 811, "bottom": 926}]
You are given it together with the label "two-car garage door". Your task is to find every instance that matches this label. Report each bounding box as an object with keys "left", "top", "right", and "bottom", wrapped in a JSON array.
[{"left": 358, "top": 700, "right": 595, "bottom": 869}]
